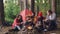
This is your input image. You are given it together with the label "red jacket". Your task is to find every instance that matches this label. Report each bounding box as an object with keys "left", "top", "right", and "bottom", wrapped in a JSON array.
[{"left": 12, "top": 18, "right": 20, "bottom": 29}]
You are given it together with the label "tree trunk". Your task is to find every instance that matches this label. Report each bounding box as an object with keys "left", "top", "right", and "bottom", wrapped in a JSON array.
[
  {"left": 51, "top": 0, "right": 56, "bottom": 12},
  {"left": 26, "top": 0, "right": 28, "bottom": 9},
  {"left": 0, "top": 0, "right": 4, "bottom": 25},
  {"left": 20, "top": 0, "right": 24, "bottom": 11},
  {"left": 24, "top": 0, "right": 28, "bottom": 9},
  {"left": 31, "top": 0, "right": 35, "bottom": 16}
]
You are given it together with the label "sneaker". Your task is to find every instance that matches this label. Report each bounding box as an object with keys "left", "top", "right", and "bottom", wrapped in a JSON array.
[{"left": 43, "top": 29, "right": 47, "bottom": 32}]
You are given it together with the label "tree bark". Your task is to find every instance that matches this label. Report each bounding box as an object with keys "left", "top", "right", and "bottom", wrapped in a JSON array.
[
  {"left": 0, "top": 0, "right": 4, "bottom": 25},
  {"left": 20, "top": 0, "right": 24, "bottom": 11},
  {"left": 24, "top": 0, "right": 28, "bottom": 9},
  {"left": 51, "top": 0, "right": 56, "bottom": 12},
  {"left": 31, "top": 0, "right": 35, "bottom": 16}
]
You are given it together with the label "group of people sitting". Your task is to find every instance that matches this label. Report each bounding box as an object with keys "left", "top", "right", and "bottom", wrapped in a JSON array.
[{"left": 11, "top": 10, "right": 57, "bottom": 32}]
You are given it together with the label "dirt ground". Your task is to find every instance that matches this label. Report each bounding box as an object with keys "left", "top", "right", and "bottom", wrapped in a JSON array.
[{"left": 0, "top": 26, "right": 60, "bottom": 34}]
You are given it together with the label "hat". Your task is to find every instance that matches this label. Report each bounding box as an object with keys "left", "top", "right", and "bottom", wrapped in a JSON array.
[{"left": 38, "top": 12, "right": 43, "bottom": 16}]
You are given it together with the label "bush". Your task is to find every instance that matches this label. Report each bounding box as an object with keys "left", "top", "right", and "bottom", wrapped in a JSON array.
[{"left": 4, "top": 0, "right": 20, "bottom": 24}]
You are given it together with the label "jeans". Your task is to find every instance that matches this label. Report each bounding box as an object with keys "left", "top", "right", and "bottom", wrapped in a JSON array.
[
  {"left": 14, "top": 24, "right": 23, "bottom": 31},
  {"left": 44, "top": 20, "right": 57, "bottom": 31}
]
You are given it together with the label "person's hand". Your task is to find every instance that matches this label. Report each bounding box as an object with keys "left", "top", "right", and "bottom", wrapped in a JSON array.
[
  {"left": 35, "top": 23, "right": 41, "bottom": 27},
  {"left": 43, "top": 19, "right": 48, "bottom": 22}
]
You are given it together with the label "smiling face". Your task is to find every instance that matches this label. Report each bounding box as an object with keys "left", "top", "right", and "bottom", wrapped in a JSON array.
[
  {"left": 18, "top": 16, "right": 21, "bottom": 20},
  {"left": 16, "top": 15, "right": 22, "bottom": 20},
  {"left": 47, "top": 11, "right": 52, "bottom": 15}
]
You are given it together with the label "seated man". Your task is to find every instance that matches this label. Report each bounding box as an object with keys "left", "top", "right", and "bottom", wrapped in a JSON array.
[{"left": 44, "top": 10, "right": 57, "bottom": 31}]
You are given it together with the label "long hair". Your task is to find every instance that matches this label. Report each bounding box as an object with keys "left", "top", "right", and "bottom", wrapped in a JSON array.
[{"left": 16, "top": 15, "right": 23, "bottom": 22}]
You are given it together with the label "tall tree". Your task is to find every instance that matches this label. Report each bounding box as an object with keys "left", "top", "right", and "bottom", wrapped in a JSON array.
[
  {"left": 31, "top": 0, "right": 35, "bottom": 16},
  {"left": 51, "top": 0, "right": 56, "bottom": 12},
  {"left": 23, "top": 0, "right": 28, "bottom": 9},
  {"left": 0, "top": 0, "right": 4, "bottom": 25},
  {"left": 20, "top": 0, "right": 24, "bottom": 11}
]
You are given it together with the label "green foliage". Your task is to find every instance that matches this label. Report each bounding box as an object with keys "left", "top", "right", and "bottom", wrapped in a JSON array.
[
  {"left": 56, "top": 0, "right": 60, "bottom": 17},
  {"left": 4, "top": 0, "right": 20, "bottom": 23},
  {"left": 35, "top": 0, "right": 51, "bottom": 16},
  {"left": 4, "top": 0, "right": 52, "bottom": 24}
]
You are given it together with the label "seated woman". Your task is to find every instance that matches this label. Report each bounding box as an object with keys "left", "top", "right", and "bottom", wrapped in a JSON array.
[
  {"left": 23, "top": 16, "right": 35, "bottom": 30},
  {"left": 35, "top": 12, "right": 44, "bottom": 32},
  {"left": 44, "top": 10, "right": 57, "bottom": 31},
  {"left": 12, "top": 15, "right": 23, "bottom": 31}
]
